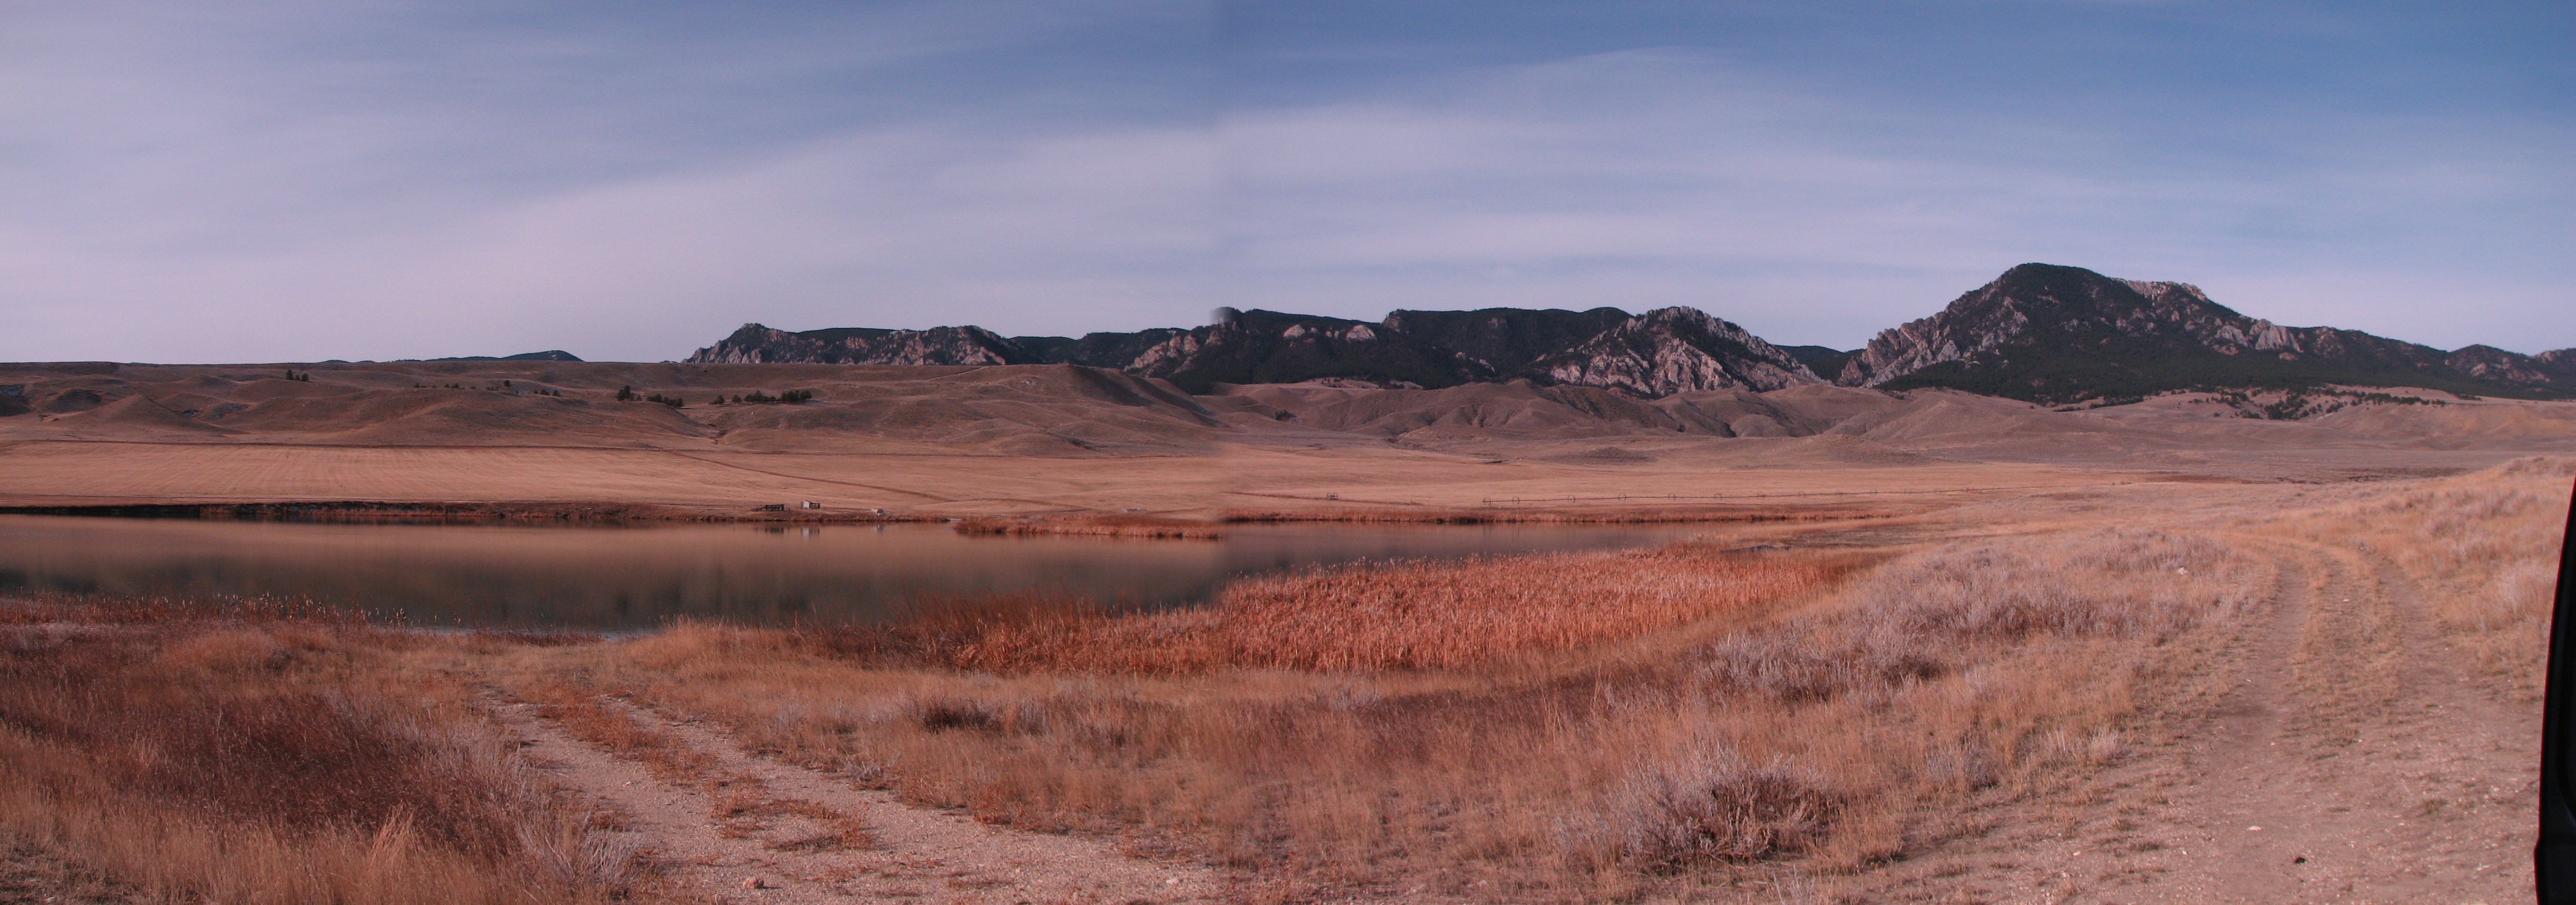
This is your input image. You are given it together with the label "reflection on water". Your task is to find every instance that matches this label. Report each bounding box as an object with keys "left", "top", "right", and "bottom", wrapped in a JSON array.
[{"left": 0, "top": 515, "right": 1705, "bottom": 628}]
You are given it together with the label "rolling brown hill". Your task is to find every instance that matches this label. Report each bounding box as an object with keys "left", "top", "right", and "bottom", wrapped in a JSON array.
[
  {"left": 2, "top": 356, "right": 2571, "bottom": 517},
  {"left": 5, "top": 357, "right": 2568, "bottom": 469}
]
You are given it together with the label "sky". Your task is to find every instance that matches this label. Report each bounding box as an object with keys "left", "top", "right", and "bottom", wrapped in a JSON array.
[{"left": 2, "top": 0, "right": 2568, "bottom": 363}]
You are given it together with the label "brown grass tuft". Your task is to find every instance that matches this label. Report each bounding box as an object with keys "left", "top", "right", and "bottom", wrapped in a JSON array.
[{"left": 0, "top": 616, "right": 633, "bottom": 904}]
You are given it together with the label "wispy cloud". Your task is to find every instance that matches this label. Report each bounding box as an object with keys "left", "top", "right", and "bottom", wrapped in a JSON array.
[
  {"left": 0, "top": 1, "right": 2566, "bottom": 362},
  {"left": 1217, "top": 45, "right": 2573, "bottom": 349}
]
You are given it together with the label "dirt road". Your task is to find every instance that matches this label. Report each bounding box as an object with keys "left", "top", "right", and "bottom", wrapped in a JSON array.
[
  {"left": 490, "top": 692, "right": 1228, "bottom": 904},
  {"left": 1848, "top": 533, "right": 2536, "bottom": 904}
]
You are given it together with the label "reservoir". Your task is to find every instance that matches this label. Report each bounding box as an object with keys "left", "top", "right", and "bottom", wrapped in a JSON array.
[{"left": 0, "top": 515, "right": 1707, "bottom": 629}]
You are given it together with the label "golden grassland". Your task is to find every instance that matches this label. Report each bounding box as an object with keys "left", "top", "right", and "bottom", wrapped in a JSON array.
[
  {"left": 1214, "top": 505, "right": 1904, "bottom": 525},
  {"left": 2254, "top": 456, "right": 2574, "bottom": 699},
  {"left": 0, "top": 459, "right": 2566, "bottom": 902},
  {"left": 0, "top": 437, "right": 2128, "bottom": 520},
  {"left": 511, "top": 527, "right": 2260, "bottom": 900},
  {"left": 0, "top": 603, "right": 634, "bottom": 904}
]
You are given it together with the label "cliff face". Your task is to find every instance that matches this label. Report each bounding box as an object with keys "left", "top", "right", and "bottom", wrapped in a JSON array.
[
  {"left": 688, "top": 324, "right": 1031, "bottom": 366},
  {"left": 1123, "top": 310, "right": 1498, "bottom": 394},
  {"left": 1836, "top": 263, "right": 2567, "bottom": 403},
  {"left": 2537, "top": 349, "right": 2576, "bottom": 381},
  {"left": 684, "top": 308, "right": 1821, "bottom": 397},
  {"left": 1010, "top": 329, "right": 1191, "bottom": 368},
  {"left": 1529, "top": 308, "right": 1820, "bottom": 396}
]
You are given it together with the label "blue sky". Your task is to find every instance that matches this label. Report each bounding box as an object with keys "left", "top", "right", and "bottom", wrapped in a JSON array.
[{"left": 2, "top": 1, "right": 2567, "bottom": 363}]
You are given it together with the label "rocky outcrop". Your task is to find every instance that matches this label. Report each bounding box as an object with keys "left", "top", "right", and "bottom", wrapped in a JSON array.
[
  {"left": 688, "top": 324, "right": 1032, "bottom": 366},
  {"left": 1529, "top": 308, "right": 1820, "bottom": 395},
  {"left": 681, "top": 269, "right": 2567, "bottom": 402},
  {"left": 2447, "top": 345, "right": 2558, "bottom": 386},
  {"left": 1123, "top": 310, "right": 1497, "bottom": 394},
  {"left": 1836, "top": 263, "right": 2567, "bottom": 402},
  {"left": 2537, "top": 349, "right": 2576, "bottom": 381},
  {"left": 1010, "top": 330, "right": 1191, "bottom": 368}
]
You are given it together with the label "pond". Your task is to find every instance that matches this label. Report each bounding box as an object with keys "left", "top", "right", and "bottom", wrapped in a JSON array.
[{"left": 0, "top": 515, "right": 1710, "bottom": 629}]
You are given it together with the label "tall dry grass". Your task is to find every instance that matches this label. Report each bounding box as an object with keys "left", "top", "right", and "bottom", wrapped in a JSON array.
[
  {"left": 803, "top": 547, "right": 1852, "bottom": 673},
  {"left": 0, "top": 606, "right": 634, "bottom": 904},
  {"left": 527, "top": 528, "right": 2257, "bottom": 897},
  {"left": 948, "top": 515, "right": 1225, "bottom": 538},
  {"left": 2263, "top": 456, "right": 2573, "bottom": 697},
  {"left": 1220, "top": 505, "right": 1895, "bottom": 525}
]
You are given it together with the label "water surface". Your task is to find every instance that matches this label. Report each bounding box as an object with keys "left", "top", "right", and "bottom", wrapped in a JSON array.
[{"left": 0, "top": 515, "right": 1705, "bottom": 628}]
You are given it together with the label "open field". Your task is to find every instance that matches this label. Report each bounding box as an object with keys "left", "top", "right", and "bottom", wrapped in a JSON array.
[
  {"left": 4, "top": 360, "right": 2574, "bottom": 901},
  {"left": 5, "top": 358, "right": 2573, "bottom": 520},
  {"left": 0, "top": 437, "right": 2136, "bottom": 519},
  {"left": 2, "top": 458, "right": 2567, "bottom": 902}
]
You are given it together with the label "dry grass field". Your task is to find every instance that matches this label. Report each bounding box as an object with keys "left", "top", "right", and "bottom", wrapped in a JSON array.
[
  {"left": 4, "top": 359, "right": 2574, "bottom": 902},
  {"left": 0, "top": 602, "right": 634, "bottom": 904},
  {"left": 6, "top": 458, "right": 2563, "bottom": 902},
  {"left": 0, "top": 435, "right": 2140, "bottom": 520}
]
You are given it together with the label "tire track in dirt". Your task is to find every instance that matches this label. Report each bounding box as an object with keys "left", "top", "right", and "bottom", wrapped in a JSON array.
[
  {"left": 2142, "top": 539, "right": 2391, "bottom": 903},
  {"left": 1841, "top": 532, "right": 2534, "bottom": 904},
  {"left": 2102, "top": 537, "right": 2531, "bottom": 903},
  {"left": 2070, "top": 536, "right": 2533, "bottom": 903},
  {"left": 491, "top": 693, "right": 1226, "bottom": 903}
]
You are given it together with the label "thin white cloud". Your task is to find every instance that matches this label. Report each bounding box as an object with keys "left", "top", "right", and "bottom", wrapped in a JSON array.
[
  {"left": 0, "top": 3, "right": 2566, "bottom": 364},
  {"left": 1, "top": 122, "right": 1216, "bottom": 362},
  {"left": 1213, "top": 49, "right": 2573, "bottom": 350}
]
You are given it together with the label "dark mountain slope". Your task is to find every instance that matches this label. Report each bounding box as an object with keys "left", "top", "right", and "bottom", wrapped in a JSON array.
[
  {"left": 690, "top": 324, "right": 1031, "bottom": 366},
  {"left": 1842, "top": 264, "right": 2567, "bottom": 404},
  {"left": 1777, "top": 345, "right": 1857, "bottom": 379},
  {"left": 1529, "top": 308, "right": 1822, "bottom": 395},
  {"left": 1127, "top": 310, "right": 1495, "bottom": 394},
  {"left": 1379, "top": 307, "right": 1633, "bottom": 374},
  {"left": 679, "top": 266, "right": 2564, "bottom": 403},
  {"left": 423, "top": 350, "right": 584, "bottom": 363},
  {"left": 1009, "top": 329, "right": 1191, "bottom": 368}
]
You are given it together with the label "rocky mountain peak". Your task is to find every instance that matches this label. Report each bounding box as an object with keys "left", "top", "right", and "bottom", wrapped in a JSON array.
[
  {"left": 1531, "top": 306, "right": 1822, "bottom": 396},
  {"left": 1839, "top": 263, "right": 2564, "bottom": 402},
  {"left": 677, "top": 264, "right": 2567, "bottom": 403},
  {"left": 689, "top": 323, "right": 1028, "bottom": 366}
]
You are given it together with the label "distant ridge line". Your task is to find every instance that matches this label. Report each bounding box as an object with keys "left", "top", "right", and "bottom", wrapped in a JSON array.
[{"left": 691, "top": 263, "right": 2573, "bottom": 403}]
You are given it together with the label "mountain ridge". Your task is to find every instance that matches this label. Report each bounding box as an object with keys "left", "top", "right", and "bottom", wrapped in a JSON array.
[{"left": 685, "top": 264, "right": 2570, "bottom": 402}]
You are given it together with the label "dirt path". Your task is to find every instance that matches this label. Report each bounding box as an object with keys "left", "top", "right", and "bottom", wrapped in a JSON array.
[
  {"left": 490, "top": 694, "right": 1228, "bottom": 903},
  {"left": 1845, "top": 534, "right": 2536, "bottom": 904}
]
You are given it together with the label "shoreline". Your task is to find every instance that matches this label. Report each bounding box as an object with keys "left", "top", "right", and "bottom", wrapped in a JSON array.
[{"left": 0, "top": 498, "right": 1911, "bottom": 526}]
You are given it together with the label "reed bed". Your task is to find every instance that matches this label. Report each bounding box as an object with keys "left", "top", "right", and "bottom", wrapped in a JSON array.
[
  {"left": 1220, "top": 505, "right": 1895, "bottom": 525},
  {"left": 801, "top": 548, "right": 1853, "bottom": 674},
  {"left": 0, "top": 609, "right": 634, "bottom": 904},
  {"left": 947, "top": 515, "right": 1224, "bottom": 539},
  {"left": 546, "top": 528, "right": 2260, "bottom": 897}
]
